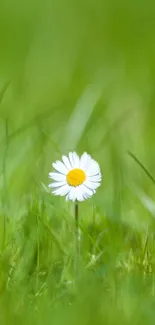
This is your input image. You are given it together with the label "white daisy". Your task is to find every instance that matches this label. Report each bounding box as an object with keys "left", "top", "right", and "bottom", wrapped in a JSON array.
[{"left": 48, "top": 152, "right": 101, "bottom": 202}]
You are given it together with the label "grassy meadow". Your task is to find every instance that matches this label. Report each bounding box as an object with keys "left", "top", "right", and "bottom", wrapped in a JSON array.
[{"left": 1, "top": 0, "right": 155, "bottom": 324}]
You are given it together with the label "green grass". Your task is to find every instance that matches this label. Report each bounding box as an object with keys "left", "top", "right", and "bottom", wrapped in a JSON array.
[{"left": 1, "top": 0, "right": 155, "bottom": 324}]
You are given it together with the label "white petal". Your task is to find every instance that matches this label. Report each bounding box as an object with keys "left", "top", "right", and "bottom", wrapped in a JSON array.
[
  {"left": 84, "top": 180, "right": 101, "bottom": 190},
  {"left": 75, "top": 186, "right": 85, "bottom": 202},
  {"left": 79, "top": 184, "right": 94, "bottom": 199},
  {"left": 85, "top": 188, "right": 96, "bottom": 198},
  {"left": 72, "top": 152, "right": 80, "bottom": 167},
  {"left": 80, "top": 152, "right": 92, "bottom": 170},
  {"left": 65, "top": 184, "right": 95, "bottom": 202},
  {"left": 69, "top": 152, "right": 75, "bottom": 168},
  {"left": 88, "top": 174, "right": 102, "bottom": 182},
  {"left": 66, "top": 191, "right": 71, "bottom": 201},
  {"left": 62, "top": 155, "right": 72, "bottom": 170},
  {"left": 87, "top": 160, "right": 100, "bottom": 176},
  {"left": 49, "top": 181, "right": 66, "bottom": 188},
  {"left": 52, "top": 161, "right": 68, "bottom": 175},
  {"left": 49, "top": 172, "right": 66, "bottom": 181},
  {"left": 83, "top": 191, "right": 89, "bottom": 200},
  {"left": 52, "top": 184, "right": 70, "bottom": 196},
  {"left": 66, "top": 186, "right": 84, "bottom": 202},
  {"left": 67, "top": 187, "right": 78, "bottom": 202}
]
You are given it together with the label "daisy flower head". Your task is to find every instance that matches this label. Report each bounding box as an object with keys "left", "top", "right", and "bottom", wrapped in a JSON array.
[{"left": 49, "top": 152, "right": 102, "bottom": 202}]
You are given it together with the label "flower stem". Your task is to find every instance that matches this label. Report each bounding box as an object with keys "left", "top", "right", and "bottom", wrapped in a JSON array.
[
  {"left": 75, "top": 202, "right": 79, "bottom": 229},
  {"left": 74, "top": 202, "right": 80, "bottom": 278}
]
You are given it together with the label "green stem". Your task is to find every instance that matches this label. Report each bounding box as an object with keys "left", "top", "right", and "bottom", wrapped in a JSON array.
[{"left": 75, "top": 202, "right": 80, "bottom": 278}]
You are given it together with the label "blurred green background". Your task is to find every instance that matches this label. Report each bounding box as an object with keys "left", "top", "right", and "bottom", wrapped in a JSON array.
[{"left": 1, "top": 0, "right": 155, "bottom": 324}]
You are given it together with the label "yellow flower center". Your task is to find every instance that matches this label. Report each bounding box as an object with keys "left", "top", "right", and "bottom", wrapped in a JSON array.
[{"left": 67, "top": 168, "right": 86, "bottom": 187}]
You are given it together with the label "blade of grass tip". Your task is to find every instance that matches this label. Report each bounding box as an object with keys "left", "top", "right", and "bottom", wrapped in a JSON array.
[
  {"left": 7, "top": 100, "right": 70, "bottom": 142},
  {"left": 141, "top": 225, "right": 149, "bottom": 266},
  {"left": 85, "top": 251, "right": 104, "bottom": 269},
  {"left": 36, "top": 123, "right": 61, "bottom": 154},
  {"left": 78, "top": 223, "right": 101, "bottom": 255},
  {"left": 41, "top": 219, "right": 67, "bottom": 256},
  {"left": 100, "top": 109, "right": 132, "bottom": 147},
  {"left": 127, "top": 151, "right": 155, "bottom": 186},
  {"left": 135, "top": 188, "right": 155, "bottom": 216},
  {"left": 0, "top": 81, "right": 11, "bottom": 105},
  {"left": 128, "top": 151, "right": 153, "bottom": 270},
  {"left": 61, "top": 76, "right": 103, "bottom": 151}
]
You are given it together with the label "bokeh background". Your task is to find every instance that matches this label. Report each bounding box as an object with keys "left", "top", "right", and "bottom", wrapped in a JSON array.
[{"left": 1, "top": 0, "right": 155, "bottom": 324}]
